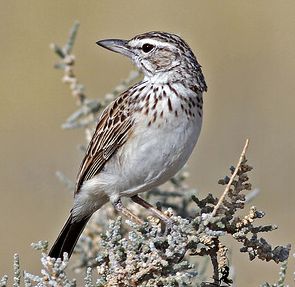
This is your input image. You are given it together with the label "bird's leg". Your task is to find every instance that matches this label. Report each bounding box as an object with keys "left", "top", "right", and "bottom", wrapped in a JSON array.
[
  {"left": 112, "top": 198, "right": 144, "bottom": 225},
  {"left": 131, "top": 195, "right": 172, "bottom": 232}
]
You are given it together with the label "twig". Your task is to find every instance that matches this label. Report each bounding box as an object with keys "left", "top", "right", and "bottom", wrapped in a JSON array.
[
  {"left": 63, "top": 21, "right": 80, "bottom": 55},
  {"left": 277, "top": 260, "right": 288, "bottom": 287},
  {"left": 245, "top": 188, "right": 260, "bottom": 203},
  {"left": 211, "top": 139, "right": 249, "bottom": 217},
  {"left": 50, "top": 21, "right": 86, "bottom": 106},
  {"left": 13, "top": 254, "right": 21, "bottom": 287},
  {"left": 55, "top": 171, "right": 75, "bottom": 191},
  {"left": 209, "top": 238, "right": 220, "bottom": 285}
]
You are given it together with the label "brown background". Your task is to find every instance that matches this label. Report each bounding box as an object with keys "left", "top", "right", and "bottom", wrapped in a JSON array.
[{"left": 1, "top": 1, "right": 295, "bottom": 286}]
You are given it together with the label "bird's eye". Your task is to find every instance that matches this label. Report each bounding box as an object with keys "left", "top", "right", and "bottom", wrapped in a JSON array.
[{"left": 142, "top": 43, "right": 154, "bottom": 53}]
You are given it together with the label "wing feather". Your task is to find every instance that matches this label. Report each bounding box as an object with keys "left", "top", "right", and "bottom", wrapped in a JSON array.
[{"left": 75, "top": 92, "right": 134, "bottom": 193}]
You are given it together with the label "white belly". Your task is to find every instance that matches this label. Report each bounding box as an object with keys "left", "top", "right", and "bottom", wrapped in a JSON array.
[{"left": 105, "top": 109, "right": 202, "bottom": 198}]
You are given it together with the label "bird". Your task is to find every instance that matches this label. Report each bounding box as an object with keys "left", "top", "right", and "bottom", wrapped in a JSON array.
[{"left": 49, "top": 31, "right": 207, "bottom": 259}]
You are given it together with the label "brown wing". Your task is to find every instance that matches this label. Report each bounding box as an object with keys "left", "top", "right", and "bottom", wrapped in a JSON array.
[{"left": 75, "top": 92, "right": 133, "bottom": 194}]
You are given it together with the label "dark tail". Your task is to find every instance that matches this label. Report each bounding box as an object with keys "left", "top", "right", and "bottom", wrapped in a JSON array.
[{"left": 49, "top": 214, "right": 90, "bottom": 259}]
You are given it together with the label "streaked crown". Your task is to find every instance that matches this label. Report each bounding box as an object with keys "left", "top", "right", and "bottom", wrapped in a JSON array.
[{"left": 97, "top": 31, "right": 207, "bottom": 92}]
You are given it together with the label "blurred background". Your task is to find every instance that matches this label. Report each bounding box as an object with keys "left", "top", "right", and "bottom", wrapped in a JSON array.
[{"left": 1, "top": 1, "right": 295, "bottom": 285}]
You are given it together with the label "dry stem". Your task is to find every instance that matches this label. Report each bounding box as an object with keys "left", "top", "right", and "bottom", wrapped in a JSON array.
[{"left": 211, "top": 138, "right": 249, "bottom": 217}]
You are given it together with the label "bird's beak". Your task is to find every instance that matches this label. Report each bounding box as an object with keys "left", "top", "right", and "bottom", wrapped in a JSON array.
[{"left": 96, "top": 39, "right": 133, "bottom": 58}]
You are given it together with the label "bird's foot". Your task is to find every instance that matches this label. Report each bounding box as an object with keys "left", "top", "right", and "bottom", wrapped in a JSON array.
[
  {"left": 112, "top": 198, "right": 144, "bottom": 225},
  {"left": 131, "top": 195, "right": 173, "bottom": 235}
]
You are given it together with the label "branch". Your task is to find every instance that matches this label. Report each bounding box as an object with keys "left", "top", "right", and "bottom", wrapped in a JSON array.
[
  {"left": 50, "top": 21, "right": 86, "bottom": 106},
  {"left": 211, "top": 138, "right": 249, "bottom": 217}
]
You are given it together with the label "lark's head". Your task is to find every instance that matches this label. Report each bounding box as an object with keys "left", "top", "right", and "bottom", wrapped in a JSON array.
[{"left": 97, "top": 31, "right": 207, "bottom": 91}]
